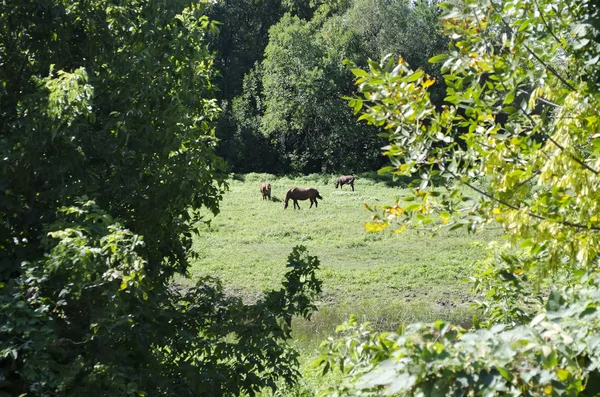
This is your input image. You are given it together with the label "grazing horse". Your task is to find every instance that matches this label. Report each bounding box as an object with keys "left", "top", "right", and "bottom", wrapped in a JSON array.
[
  {"left": 335, "top": 175, "right": 355, "bottom": 191},
  {"left": 284, "top": 187, "right": 323, "bottom": 209},
  {"left": 260, "top": 182, "right": 271, "bottom": 200}
]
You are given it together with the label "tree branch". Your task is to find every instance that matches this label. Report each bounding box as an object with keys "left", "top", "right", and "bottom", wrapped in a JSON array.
[
  {"left": 546, "top": 135, "right": 600, "bottom": 175},
  {"left": 492, "top": 8, "right": 577, "bottom": 92},
  {"left": 519, "top": 107, "right": 600, "bottom": 175},
  {"left": 521, "top": 42, "right": 577, "bottom": 91},
  {"left": 447, "top": 170, "right": 600, "bottom": 231},
  {"left": 517, "top": 89, "right": 562, "bottom": 109},
  {"left": 532, "top": 0, "right": 563, "bottom": 46}
]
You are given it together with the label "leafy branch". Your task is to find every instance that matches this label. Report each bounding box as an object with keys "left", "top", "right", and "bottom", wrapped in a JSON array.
[{"left": 447, "top": 170, "right": 600, "bottom": 231}]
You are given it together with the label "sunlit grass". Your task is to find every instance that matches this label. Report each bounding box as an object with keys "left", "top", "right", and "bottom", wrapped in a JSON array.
[{"left": 185, "top": 172, "right": 502, "bottom": 395}]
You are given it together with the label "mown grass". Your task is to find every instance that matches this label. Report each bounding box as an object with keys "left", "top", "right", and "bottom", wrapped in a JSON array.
[{"left": 184, "top": 172, "right": 502, "bottom": 395}]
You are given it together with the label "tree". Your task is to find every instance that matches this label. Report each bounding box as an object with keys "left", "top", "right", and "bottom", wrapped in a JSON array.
[
  {"left": 0, "top": 1, "right": 321, "bottom": 395},
  {"left": 335, "top": 0, "right": 449, "bottom": 105},
  {"left": 205, "top": 0, "right": 318, "bottom": 172},
  {"left": 315, "top": 0, "right": 600, "bottom": 394},
  {"left": 228, "top": 0, "right": 447, "bottom": 174},
  {"left": 259, "top": 13, "right": 379, "bottom": 173},
  {"left": 206, "top": 0, "right": 295, "bottom": 102}
]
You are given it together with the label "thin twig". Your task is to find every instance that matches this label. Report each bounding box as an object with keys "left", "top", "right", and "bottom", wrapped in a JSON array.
[
  {"left": 447, "top": 170, "right": 600, "bottom": 231},
  {"left": 414, "top": 221, "right": 458, "bottom": 232},
  {"left": 522, "top": 42, "right": 576, "bottom": 91},
  {"left": 519, "top": 109, "right": 600, "bottom": 175},
  {"left": 546, "top": 136, "right": 600, "bottom": 175},
  {"left": 532, "top": 0, "right": 562, "bottom": 45},
  {"left": 514, "top": 170, "right": 540, "bottom": 189},
  {"left": 540, "top": 150, "right": 552, "bottom": 161},
  {"left": 517, "top": 89, "right": 562, "bottom": 109},
  {"left": 490, "top": 4, "right": 577, "bottom": 92}
]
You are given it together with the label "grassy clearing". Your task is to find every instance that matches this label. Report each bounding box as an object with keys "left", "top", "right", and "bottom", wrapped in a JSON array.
[
  {"left": 185, "top": 172, "right": 501, "bottom": 328},
  {"left": 184, "top": 172, "right": 501, "bottom": 395}
]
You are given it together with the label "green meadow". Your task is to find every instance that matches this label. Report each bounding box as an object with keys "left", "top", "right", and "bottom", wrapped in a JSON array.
[
  {"left": 182, "top": 172, "right": 502, "bottom": 394},
  {"left": 185, "top": 173, "right": 501, "bottom": 332}
]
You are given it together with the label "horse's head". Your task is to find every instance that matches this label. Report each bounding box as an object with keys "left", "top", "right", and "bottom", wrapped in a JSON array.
[{"left": 335, "top": 181, "right": 339, "bottom": 188}]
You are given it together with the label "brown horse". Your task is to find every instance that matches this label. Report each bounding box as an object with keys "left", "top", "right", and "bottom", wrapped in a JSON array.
[
  {"left": 284, "top": 187, "right": 323, "bottom": 209},
  {"left": 335, "top": 175, "right": 355, "bottom": 191},
  {"left": 260, "top": 182, "right": 271, "bottom": 200}
]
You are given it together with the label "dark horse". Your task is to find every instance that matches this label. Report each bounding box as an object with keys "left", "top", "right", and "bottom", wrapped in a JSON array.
[
  {"left": 260, "top": 182, "right": 271, "bottom": 200},
  {"left": 335, "top": 175, "right": 355, "bottom": 191},
  {"left": 284, "top": 187, "right": 323, "bottom": 209}
]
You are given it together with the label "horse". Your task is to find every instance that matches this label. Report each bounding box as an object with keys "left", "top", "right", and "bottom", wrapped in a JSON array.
[
  {"left": 335, "top": 175, "right": 355, "bottom": 191},
  {"left": 284, "top": 187, "right": 323, "bottom": 209},
  {"left": 260, "top": 182, "right": 271, "bottom": 200}
]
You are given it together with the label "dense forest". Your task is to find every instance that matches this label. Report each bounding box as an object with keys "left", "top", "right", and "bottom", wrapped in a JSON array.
[
  {"left": 206, "top": 0, "right": 448, "bottom": 174},
  {"left": 2, "top": 0, "right": 600, "bottom": 396}
]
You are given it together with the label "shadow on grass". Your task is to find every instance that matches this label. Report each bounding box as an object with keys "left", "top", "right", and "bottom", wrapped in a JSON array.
[
  {"left": 291, "top": 300, "right": 474, "bottom": 349},
  {"left": 230, "top": 173, "right": 246, "bottom": 182},
  {"left": 357, "top": 171, "right": 412, "bottom": 188}
]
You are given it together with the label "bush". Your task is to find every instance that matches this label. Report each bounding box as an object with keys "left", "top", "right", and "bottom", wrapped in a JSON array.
[{"left": 317, "top": 0, "right": 600, "bottom": 394}]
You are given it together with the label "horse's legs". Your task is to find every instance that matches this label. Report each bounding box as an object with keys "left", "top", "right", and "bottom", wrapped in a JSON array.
[
  {"left": 309, "top": 199, "right": 314, "bottom": 208},
  {"left": 351, "top": 183, "right": 354, "bottom": 191},
  {"left": 294, "top": 199, "right": 300, "bottom": 209},
  {"left": 314, "top": 198, "right": 318, "bottom": 208}
]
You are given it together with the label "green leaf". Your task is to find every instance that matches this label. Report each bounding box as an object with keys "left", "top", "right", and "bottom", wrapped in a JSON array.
[
  {"left": 351, "top": 68, "right": 370, "bottom": 78},
  {"left": 497, "top": 366, "right": 512, "bottom": 381},
  {"left": 404, "top": 203, "right": 421, "bottom": 212},
  {"left": 556, "top": 368, "right": 569, "bottom": 381},
  {"left": 403, "top": 70, "right": 424, "bottom": 83},
  {"left": 518, "top": 20, "right": 530, "bottom": 32},
  {"left": 429, "top": 54, "right": 450, "bottom": 63}
]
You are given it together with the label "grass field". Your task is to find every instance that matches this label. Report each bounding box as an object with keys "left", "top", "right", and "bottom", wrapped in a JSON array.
[{"left": 184, "top": 172, "right": 502, "bottom": 395}]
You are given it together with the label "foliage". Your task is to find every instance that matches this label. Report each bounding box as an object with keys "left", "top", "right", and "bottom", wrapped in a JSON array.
[
  {"left": 258, "top": 13, "right": 381, "bottom": 173},
  {"left": 1, "top": 1, "right": 321, "bottom": 395},
  {"left": 206, "top": 0, "right": 314, "bottom": 102},
  {"left": 1, "top": 201, "right": 322, "bottom": 395},
  {"left": 223, "top": 0, "right": 448, "bottom": 173},
  {"left": 315, "top": 273, "right": 600, "bottom": 396},
  {"left": 187, "top": 173, "right": 499, "bottom": 396},
  {"left": 1, "top": 0, "right": 226, "bottom": 278},
  {"left": 469, "top": 242, "right": 546, "bottom": 329},
  {"left": 221, "top": 67, "right": 286, "bottom": 173},
  {"left": 353, "top": 0, "right": 600, "bottom": 274},
  {"left": 205, "top": 0, "right": 316, "bottom": 171},
  {"left": 339, "top": 0, "right": 449, "bottom": 105},
  {"left": 316, "top": 0, "right": 600, "bottom": 394}
]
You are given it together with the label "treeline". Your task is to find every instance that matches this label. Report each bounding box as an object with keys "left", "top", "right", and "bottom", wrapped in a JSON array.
[{"left": 207, "top": 0, "right": 448, "bottom": 174}]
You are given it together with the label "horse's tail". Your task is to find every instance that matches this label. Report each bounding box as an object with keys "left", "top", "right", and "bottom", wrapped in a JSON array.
[{"left": 316, "top": 193, "right": 323, "bottom": 200}]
